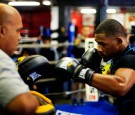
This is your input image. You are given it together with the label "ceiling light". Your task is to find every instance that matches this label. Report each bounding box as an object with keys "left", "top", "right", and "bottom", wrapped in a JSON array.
[
  {"left": 42, "top": 0, "right": 51, "bottom": 6},
  {"left": 106, "top": 9, "right": 116, "bottom": 13},
  {"left": 8, "top": 1, "right": 40, "bottom": 6},
  {"left": 80, "top": 9, "right": 96, "bottom": 14}
]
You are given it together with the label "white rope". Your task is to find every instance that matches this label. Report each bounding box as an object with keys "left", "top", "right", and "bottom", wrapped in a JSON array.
[
  {"left": 18, "top": 42, "right": 77, "bottom": 48},
  {"left": 44, "top": 88, "right": 86, "bottom": 96}
]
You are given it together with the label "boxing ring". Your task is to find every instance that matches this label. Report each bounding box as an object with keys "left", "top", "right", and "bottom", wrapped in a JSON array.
[
  {"left": 18, "top": 38, "right": 119, "bottom": 115},
  {"left": 55, "top": 98, "right": 118, "bottom": 115},
  {"left": 35, "top": 78, "right": 119, "bottom": 115}
]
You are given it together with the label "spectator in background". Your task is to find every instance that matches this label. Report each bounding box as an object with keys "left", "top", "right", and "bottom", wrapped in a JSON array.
[
  {"left": 20, "top": 48, "right": 38, "bottom": 57},
  {"left": 71, "top": 26, "right": 91, "bottom": 106},
  {"left": 72, "top": 26, "right": 91, "bottom": 58},
  {"left": 129, "top": 35, "right": 135, "bottom": 49},
  {"left": 38, "top": 26, "right": 59, "bottom": 61},
  {"left": 39, "top": 36, "right": 55, "bottom": 61},
  {"left": 55, "top": 26, "right": 68, "bottom": 59}
]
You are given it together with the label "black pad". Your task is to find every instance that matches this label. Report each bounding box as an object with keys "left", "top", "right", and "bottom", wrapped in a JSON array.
[{"left": 18, "top": 55, "right": 49, "bottom": 82}]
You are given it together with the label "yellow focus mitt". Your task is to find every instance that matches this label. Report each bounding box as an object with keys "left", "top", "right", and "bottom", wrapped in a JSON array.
[{"left": 30, "top": 91, "right": 55, "bottom": 115}]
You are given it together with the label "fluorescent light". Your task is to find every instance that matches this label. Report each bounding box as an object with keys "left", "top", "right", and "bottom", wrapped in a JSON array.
[
  {"left": 106, "top": 9, "right": 116, "bottom": 13},
  {"left": 51, "top": 32, "right": 59, "bottom": 38},
  {"left": 42, "top": 0, "right": 51, "bottom": 6},
  {"left": 80, "top": 9, "right": 96, "bottom": 14},
  {"left": 8, "top": 1, "right": 40, "bottom": 6}
]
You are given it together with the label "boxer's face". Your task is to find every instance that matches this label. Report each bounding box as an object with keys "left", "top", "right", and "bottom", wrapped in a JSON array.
[{"left": 95, "top": 33, "right": 119, "bottom": 62}]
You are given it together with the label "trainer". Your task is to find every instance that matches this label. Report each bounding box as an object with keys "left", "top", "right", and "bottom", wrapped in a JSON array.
[{"left": 0, "top": 3, "right": 40, "bottom": 115}]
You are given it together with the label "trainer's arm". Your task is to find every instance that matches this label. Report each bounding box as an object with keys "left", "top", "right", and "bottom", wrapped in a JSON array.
[
  {"left": 6, "top": 92, "right": 39, "bottom": 115},
  {"left": 0, "top": 56, "right": 39, "bottom": 115}
]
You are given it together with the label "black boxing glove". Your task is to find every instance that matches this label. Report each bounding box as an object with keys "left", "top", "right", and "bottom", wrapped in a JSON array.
[
  {"left": 55, "top": 57, "right": 95, "bottom": 84},
  {"left": 17, "top": 55, "right": 50, "bottom": 89},
  {"left": 55, "top": 57, "right": 79, "bottom": 81},
  {"left": 80, "top": 48, "right": 102, "bottom": 73}
]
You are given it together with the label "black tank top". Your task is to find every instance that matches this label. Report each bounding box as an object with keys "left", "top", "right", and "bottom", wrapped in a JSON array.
[{"left": 110, "top": 45, "right": 135, "bottom": 115}]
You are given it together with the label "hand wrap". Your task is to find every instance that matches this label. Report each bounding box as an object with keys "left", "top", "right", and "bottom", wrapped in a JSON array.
[{"left": 74, "top": 65, "right": 95, "bottom": 84}]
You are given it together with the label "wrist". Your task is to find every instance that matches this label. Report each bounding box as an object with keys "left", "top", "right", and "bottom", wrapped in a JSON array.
[
  {"left": 84, "top": 69, "right": 95, "bottom": 84},
  {"left": 74, "top": 65, "right": 95, "bottom": 84}
]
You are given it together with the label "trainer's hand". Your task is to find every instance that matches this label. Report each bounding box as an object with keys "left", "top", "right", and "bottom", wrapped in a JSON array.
[
  {"left": 30, "top": 91, "right": 55, "bottom": 115},
  {"left": 17, "top": 55, "right": 50, "bottom": 89}
]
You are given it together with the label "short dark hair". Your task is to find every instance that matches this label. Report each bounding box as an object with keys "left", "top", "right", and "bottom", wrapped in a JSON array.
[
  {"left": 95, "top": 19, "right": 126, "bottom": 38},
  {"left": 129, "top": 35, "right": 135, "bottom": 43}
]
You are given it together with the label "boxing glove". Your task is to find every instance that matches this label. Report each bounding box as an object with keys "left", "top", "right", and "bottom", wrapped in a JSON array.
[
  {"left": 55, "top": 57, "right": 79, "bottom": 81},
  {"left": 17, "top": 55, "right": 50, "bottom": 89},
  {"left": 55, "top": 57, "right": 95, "bottom": 84},
  {"left": 80, "top": 48, "right": 102, "bottom": 73}
]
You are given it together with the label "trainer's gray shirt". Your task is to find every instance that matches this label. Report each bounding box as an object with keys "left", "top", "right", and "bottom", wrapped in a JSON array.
[{"left": 0, "top": 49, "right": 29, "bottom": 113}]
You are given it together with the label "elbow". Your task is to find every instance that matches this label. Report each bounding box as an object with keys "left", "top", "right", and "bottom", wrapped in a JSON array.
[
  {"left": 113, "top": 83, "right": 128, "bottom": 96},
  {"left": 112, "top": 76, "right": 128, "bottom": 96}
]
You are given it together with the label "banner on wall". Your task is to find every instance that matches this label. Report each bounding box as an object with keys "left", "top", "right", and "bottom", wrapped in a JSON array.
[
  {"left": 85, "top": 38, "right": 99, "bottom": 102},
  {"left": 125, "top": 13, "right": 135, "bottom": 33},
  {"left": 82, "top": 14, "right": 95, "bottom": 37},
  {"left": 82, "top": 14, "right": 95, "bottom": 26},
  {"left": 107, "top": 13, "right": 125, "bottom": 26}
]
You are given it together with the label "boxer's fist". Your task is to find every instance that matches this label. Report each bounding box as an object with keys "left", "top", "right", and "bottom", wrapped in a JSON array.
[
  {"left": 55, "top": 57, "right": 95, "bottom": 84},
  {"left": 81, "top": 48, "right": 102, "bottom": 73},
  {"left": 55, "top": 57, "right": 79, "bottom": 81}
]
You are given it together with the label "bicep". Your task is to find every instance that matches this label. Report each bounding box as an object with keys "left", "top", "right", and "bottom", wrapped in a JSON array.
[{"left": 115, "top": 68, "right": 135, "bottom": 91}]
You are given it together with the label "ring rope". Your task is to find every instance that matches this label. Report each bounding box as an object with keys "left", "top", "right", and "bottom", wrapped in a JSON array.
[{"left": 44, "top": 88, "right": 86, "bottom": 96}]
